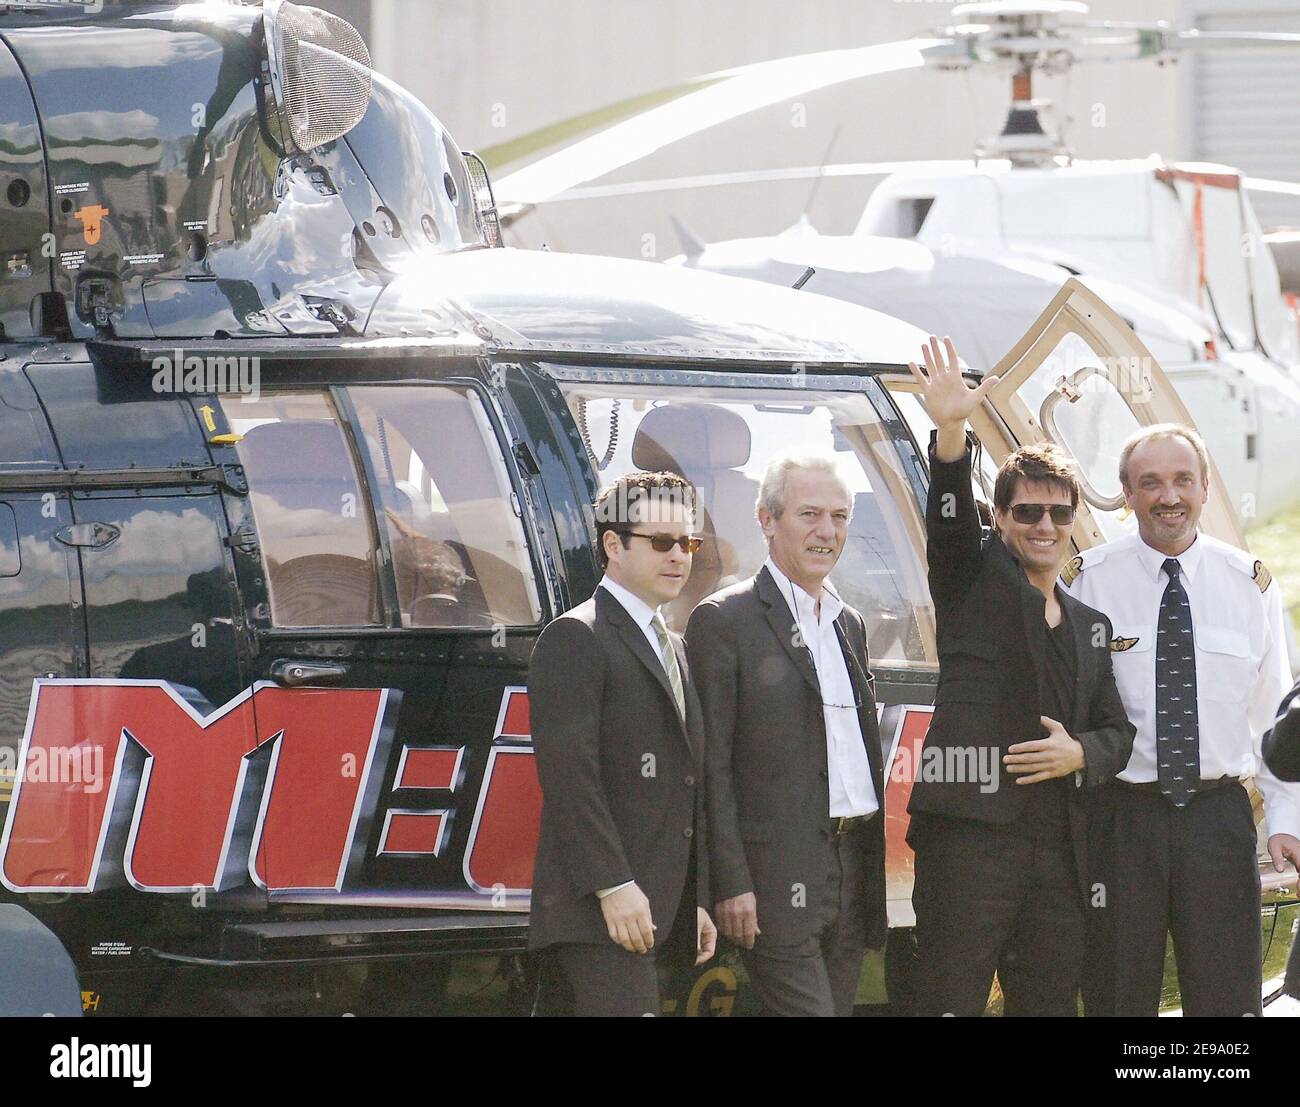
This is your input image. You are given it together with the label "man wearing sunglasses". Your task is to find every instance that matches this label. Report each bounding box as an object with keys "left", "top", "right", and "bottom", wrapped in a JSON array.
[
  {"left": 686, "top": 452, "right": 886, "bottom": 1016},
  {"left": 1065, "top": 424, "right": 1299, "bottom": 1017},
  {"left": 908, "top": 336, "right": 1135, "bottom": 1017},
  {"left": 527, "top": 471, "right": 716, "bottom": 1016}
]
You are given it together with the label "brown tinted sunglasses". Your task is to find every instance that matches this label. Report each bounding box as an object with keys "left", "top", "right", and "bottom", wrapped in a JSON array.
[
  {"left": 1009, "top": 503, "right": 1076, "bottom": 525},
  {"left": 622, "top": 531, "right": 704, "bottom": 554}
]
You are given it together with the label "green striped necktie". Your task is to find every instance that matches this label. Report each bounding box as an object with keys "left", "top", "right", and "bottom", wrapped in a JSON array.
[{"left": 652, "top": 611, "right": 686, "bottom": 720}]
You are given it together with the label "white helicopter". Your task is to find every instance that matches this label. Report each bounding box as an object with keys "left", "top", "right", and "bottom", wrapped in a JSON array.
[{"left": 490, "top": 0, "right": 1300, "bottom": 532}]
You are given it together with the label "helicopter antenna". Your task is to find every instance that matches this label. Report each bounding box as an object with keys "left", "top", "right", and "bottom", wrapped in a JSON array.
[{"left": 801, "top": 124, "right": 842, "bottom": 223}]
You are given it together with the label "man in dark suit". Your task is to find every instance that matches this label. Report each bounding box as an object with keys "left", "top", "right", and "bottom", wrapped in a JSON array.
[
  {"left": 907, "top": 336, "right": 1135, "bottom": 1017},
  {"left": 1265, "top": 679, "right": 1300, "bottom": 783},
  {"left": 528, "top": 471, "right": 716, "bottom": 1016},
  {"left": 1263, "top": 680, "right": 1300, "bottom": 1000},
  {"left": 687, "top": 452, "right": 886, "bottom": 1017}
]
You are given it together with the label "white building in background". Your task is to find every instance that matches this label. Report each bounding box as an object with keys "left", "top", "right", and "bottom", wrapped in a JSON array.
[{"left": 315, "top": 0, "right": 1300, "bottom": 255}]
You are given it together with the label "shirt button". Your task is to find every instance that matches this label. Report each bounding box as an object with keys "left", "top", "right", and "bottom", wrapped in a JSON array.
[
  {"left": 685, "top": 775, "right": 696, "bottom": 787},
  {"left": 683, "top": 827, "right": 694, "bottom": 839}
]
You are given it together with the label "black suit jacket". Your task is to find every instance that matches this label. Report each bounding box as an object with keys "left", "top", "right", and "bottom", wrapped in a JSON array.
[
  {"left": 912, "top": 438, "right": 1135, "bottom": 902},
  {"left": 527, "top": 586, "right": 708, "bottom": 951},
  {"left": 1263, "top": 677, "right": 1300, "bottom": 782},
  {"left": 686, "top": 567, "right": 887, "bottom": 949}
]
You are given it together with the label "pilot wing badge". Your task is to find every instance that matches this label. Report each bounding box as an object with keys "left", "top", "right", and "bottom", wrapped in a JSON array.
[{"left": 1109, "top": 636, "right": 1139, "bottom": 653}]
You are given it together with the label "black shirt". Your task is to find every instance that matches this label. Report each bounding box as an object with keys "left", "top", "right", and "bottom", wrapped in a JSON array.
[{"left": 1022, "top": 601, "right": 1076, "bottom": 831}]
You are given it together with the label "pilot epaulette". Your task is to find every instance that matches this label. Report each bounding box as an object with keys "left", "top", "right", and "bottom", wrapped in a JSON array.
[
  {"left": 1060, "top": 546, "right": 1104, "bottom": 586},
  {"left": 1255, "top": 561, "right": 1273, "bottom": 593},
  {"left": 1228, "top": 553, "right": 1274, "bottom": 594}
]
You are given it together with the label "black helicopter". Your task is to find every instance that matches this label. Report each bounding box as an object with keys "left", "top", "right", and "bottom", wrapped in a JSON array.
[{"left": 0, "top": 0, "right": 1288, "bottom": 1017}]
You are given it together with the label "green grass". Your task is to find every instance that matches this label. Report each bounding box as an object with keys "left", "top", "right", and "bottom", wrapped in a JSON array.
[{"left": 1248, "top": 506, "right": 1300, "bottom": 641}]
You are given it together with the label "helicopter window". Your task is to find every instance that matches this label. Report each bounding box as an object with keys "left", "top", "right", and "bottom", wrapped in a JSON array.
[
  {"left": 346, "top": 385, "right": 542, "bottom": 629},
  {"left": 559, "top": 380, "right": 936, "bottom": 667},
  {"left": 1003, "top": 332, "right": 1141, "bottom": 543},
  {"left": 223, "top": 392, "right": 383, "bottom": 628},
  {"left": 883, "top": 387, "right": 1000, "bottom": 516}
]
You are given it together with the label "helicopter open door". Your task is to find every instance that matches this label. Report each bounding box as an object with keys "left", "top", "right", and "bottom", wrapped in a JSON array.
[
  {"left": 883, "top": 278, "right": 1245, "bottom": 555},
  {"left": 980, "top": 277, "right": 1245, "bottom": 552}
]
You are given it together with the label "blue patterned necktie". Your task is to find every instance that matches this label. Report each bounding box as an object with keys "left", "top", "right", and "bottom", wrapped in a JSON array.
[{"left": 1156, "top": 557, "right": 1200, "bottom": 807}]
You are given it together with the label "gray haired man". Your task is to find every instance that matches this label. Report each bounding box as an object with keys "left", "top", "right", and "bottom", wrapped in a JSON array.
[{"left": 686, "top": 452, "right": 886, "bottom": 1016}]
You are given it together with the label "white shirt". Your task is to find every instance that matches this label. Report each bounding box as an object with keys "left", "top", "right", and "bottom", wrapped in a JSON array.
[
  {"left": 1066, "top": 531, "right": 1300, "bottom": 839},
  {"left": 764, "top": 557, "right": 879, "bottom": 819},
  {"left": 600, "top": 575, "right": 669, "bottom": 665}
]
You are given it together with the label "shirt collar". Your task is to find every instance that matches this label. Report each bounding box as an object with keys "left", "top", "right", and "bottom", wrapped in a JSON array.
[
  {"left": 763, "top": 556, "right": 843, "bottom": 623},
  {"left": 599, "top": 574, "right": 660, "bottom": 632},
  {"left": 1134, "top": 531, "right": 1204, "bottom": 583}
]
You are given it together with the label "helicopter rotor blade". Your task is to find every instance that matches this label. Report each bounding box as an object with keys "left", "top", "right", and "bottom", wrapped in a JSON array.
[
  {"left": 1068, "top": 24, "right": 1300, "bottom": 63},
  {"left": 1244, "top": 177, "right": 1300, "bottom": 199},
  {"left": 533, "top": 161, "right": 969, "bottom": 204},
  {"left": 492, "top": 38, "right": 948, "bottom": 206}
]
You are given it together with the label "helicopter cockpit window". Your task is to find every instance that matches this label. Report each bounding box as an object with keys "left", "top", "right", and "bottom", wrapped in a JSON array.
[
  {"left": 223, "top": 392, "right": 382, "bottom": 628},
  {"left": 885, "top": 386, "right": 1000, "bottom": 516},
  {"left": 345, "top": 386, "right": 542, "bottom": 629},
  {"left": 559, "top": 380, "right": 936, "bottom": 667}
]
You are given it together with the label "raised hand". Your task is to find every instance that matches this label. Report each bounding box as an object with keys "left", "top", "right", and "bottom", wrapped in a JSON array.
[{"left": 906, "top": 335, "right": 999, "bottom": 433}]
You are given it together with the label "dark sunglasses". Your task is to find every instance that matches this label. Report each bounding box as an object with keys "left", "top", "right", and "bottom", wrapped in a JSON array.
[
  {"left": 623, "top": 531, "right": 704, "bottom": 554},
  {"left": 1009, "top": 503, "right": 1076, "bottom": 526}
]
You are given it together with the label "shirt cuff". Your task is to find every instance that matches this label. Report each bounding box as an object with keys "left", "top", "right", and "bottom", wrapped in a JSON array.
[
  {"left": 596, "top": 880, "right": 635, "bottom": 899},
  {"left": 1262, "top": 792, "right": 1300, "bottom": 842}
]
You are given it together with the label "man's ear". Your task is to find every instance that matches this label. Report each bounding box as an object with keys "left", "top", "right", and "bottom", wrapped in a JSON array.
[
  {"left": 757, "top": 507, "right": 775, "bottom": 537},
  {"left": 602, "top": 529, "right": 622, "bottom": 565}
]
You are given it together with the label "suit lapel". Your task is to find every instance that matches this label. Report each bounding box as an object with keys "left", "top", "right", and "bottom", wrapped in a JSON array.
[
  {"left": 756, "top": 566, "right": 821, "bottom": 699},
  {"left": 1062, "top": 589, "right": 1098, "bottom": 732},
  {"left": 833, "top": 614, "right": 886, "bottom": 793},
  {"left": 597, "top": 588, "right": 690, "bottom": 744},
  {"left": 670, "top": 634, "right": 701, "bottom": 759}
]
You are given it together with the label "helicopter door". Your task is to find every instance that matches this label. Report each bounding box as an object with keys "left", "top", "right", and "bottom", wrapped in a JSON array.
[
  {"left": 5, "top": 363, "right": 260, "bottom": 904},
  {"left": 214, "top": 374, "right": 549, "bottom": 923},
  {"left": 983, "top": 277, "right": 1244, "bottom": 551}
]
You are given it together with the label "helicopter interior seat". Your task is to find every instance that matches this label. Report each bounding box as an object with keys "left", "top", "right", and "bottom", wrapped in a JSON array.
[
  {"left": 630, "top": 404, "right": 763, "bottom": 627},
  {"left": 841, "top": 489, "right": 916, "bottom": 663},
  {"left": 238, "top": 421, "right": 382, "bottom": 626}
]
